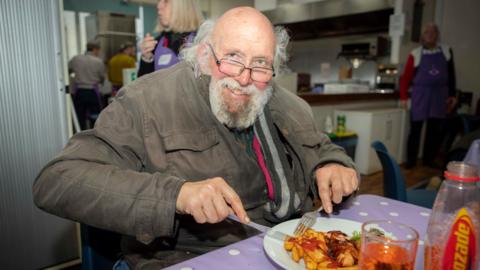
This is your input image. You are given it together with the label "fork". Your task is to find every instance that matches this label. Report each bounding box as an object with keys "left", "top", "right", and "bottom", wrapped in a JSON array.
[{"left": 293, "top": 206, "right": 323, "bottom": 236}]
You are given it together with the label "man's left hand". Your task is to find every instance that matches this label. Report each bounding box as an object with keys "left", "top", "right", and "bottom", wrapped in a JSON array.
[{"left": 315, "top": 164, "right": 359, "bottom": 214}]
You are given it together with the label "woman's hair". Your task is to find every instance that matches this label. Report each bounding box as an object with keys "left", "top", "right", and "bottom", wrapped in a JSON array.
[
  {"left": 179, "top": 19, "right": 290, "bottom": 76},
  {"left": 155, "top": 0, "right": 204, "bottom": 33}
]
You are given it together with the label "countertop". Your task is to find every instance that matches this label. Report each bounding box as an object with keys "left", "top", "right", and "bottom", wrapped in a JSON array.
[{"left": 298, "top": 91, "right": 399, "bottom": 105}]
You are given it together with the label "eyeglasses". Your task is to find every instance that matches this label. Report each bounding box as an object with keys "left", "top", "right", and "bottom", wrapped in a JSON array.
[{"left": 207, "top": 43, "right": 275, "bottom": 83}]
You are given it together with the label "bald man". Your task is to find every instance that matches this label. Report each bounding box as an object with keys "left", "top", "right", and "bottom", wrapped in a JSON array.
[{"left": 34, "top": 7, "right": 359, "bottom": 269}]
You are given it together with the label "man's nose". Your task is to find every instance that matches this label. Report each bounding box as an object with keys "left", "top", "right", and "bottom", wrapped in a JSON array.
[{"left": 235, "top": 69, "right": 252, "bottom": 86}]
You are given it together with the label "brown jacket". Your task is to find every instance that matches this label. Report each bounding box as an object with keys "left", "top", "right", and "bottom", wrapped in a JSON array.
[{"left": 33, "top": 62, "right": 355, "bottom": 265}]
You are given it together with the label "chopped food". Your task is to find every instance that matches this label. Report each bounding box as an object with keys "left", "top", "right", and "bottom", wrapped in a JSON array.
[{"left": 284, "top": 228, "right": 360, "bottom": 270}]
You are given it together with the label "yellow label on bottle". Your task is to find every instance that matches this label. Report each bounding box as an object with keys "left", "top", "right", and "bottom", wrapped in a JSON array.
[{"left": 442, "top": 207, "right": 477, "bottom": 269}]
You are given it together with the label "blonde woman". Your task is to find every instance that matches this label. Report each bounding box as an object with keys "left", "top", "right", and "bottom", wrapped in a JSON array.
[{"left": 138, "top": 0, "right": 204, "bottom": 76}]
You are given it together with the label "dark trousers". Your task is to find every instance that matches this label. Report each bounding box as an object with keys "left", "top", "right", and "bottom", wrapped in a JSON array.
[
  {"left": 73, "top": 88, "right": 102, "bottom": 130},
  {"left": 407, "top": 117, "right": 445, "bottom": 167}
]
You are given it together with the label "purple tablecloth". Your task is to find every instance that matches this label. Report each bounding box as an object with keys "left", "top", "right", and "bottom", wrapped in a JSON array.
[{"left": 165, "top": 194, "right": 431, "bottom": 270}]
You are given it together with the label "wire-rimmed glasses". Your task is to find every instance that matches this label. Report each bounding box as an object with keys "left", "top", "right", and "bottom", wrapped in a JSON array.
[{"left": 207, "top": 43, "right": 275, "bottom": 83}]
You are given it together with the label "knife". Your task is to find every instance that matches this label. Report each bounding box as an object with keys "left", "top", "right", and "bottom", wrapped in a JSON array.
[
  {"left": 227, "top": 214, "right": 289, "bottom": 241},
  {"left": 227, "top": 214, "right": 270, "bottom": 233}
]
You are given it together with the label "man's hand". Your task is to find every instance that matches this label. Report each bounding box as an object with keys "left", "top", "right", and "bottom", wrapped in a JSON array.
[
  {"left": 176, "top": 177, "right": 250, "bottom": 224},
  {"left": 400, "top": 100, "right": 408, "bottom": 110},
  {"left": 315, "top": 164, "right": 359, "bottom": 214},
  {"left": 140, "top": 33, "right": 158, "bottom": 61}
]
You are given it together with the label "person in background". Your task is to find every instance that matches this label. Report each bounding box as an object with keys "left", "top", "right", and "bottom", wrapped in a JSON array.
[
  {"left": 137, "top": 0, "right": 204, "bottom": 77},
  {"left": 68, "top": 40, "right": 105, "bottom": 130},
  {"left": 108, "top": 41, "right": 136, "bottom": 96},
  {"left": 34, "top": 7, "right": 359, "bottom": 269},
  {"left": 400, "top": 22, "right": 457, "bottom": 169}
]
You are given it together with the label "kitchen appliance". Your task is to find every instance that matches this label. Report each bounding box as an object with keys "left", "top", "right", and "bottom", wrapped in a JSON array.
[
  {"left": 338, "top": 37, "right": 390, "bottom": 68},
  {"left": 376, "top": 64, "right": 398, "bottom": 91},
  {"left": 262, "top": 0, "right": 393, "bottom": 40}
]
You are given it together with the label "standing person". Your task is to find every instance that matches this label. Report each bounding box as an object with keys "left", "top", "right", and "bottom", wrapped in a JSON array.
[
  {"left": 108, "top": 41, "right": 136, "bottom": 96},
  {"left": 137, "top": 0, "right": 204, "bottom": 77},
  {"left": 68, "top": 40, "right": 105, "bottom": 130},
  {"left": 33, "top": 7, "right": 359, "bottom": 269},
  {"left": 400, "top": 22, "right": 457, "bottom": 168}
]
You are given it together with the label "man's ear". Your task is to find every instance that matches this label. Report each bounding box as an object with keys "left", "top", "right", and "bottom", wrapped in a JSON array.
[
  {"left": 196, "top": 43, "right": 207, "bottom": 57},
  {"left": 196, "top": 43, "right": 211, "bottom": 74}
]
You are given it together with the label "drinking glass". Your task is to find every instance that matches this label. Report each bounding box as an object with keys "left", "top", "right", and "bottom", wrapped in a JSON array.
[{"left": 359, "top": 220, "right": 419, "bottom": 270}]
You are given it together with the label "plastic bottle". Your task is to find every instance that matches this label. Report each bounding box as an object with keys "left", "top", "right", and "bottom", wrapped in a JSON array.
[
  {"left": 424, "top": 161, "right": 480, "bottom": 270},
  {"left": 324, "top": 115, "right": 333, "bottom": 134},
  {"left": 337, "top": 115, "right": 346, "bottom": 134}
]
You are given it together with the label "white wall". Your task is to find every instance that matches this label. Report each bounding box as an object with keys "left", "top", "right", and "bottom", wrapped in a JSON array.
[{"left": 439, "top": 0, "right": 480, "bottom": 113}]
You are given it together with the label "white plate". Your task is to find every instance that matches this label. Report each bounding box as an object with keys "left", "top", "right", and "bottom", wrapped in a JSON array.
[{"left": 263, "top": 217, "right": 362, "bottom": 270}]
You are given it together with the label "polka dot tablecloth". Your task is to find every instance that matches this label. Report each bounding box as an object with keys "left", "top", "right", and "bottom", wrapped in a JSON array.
[{"left": 164, "top": 194, "right": 431, "bottom": 270}]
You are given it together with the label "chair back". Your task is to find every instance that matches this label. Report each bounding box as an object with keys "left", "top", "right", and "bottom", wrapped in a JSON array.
[
  {"left": 371, "top": 141, "right": 408, "bottom": 202},
  {"left": 459, "top": 114, "right": 480, "bottom": 134},
  {"left": 81, "top": 224, "right": 121, "bottom": 270}
]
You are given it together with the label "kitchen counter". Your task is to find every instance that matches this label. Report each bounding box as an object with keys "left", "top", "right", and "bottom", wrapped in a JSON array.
[{"left": 298, "top": 91, "right": 399, "bottom": 105}]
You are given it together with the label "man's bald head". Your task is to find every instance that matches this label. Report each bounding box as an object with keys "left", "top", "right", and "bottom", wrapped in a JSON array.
[
  {"left": 179, "top": 7, "right": 290, "bottom": 76},
  {"left": 421, "top": 22, "right": 440, "bottom": 49},
  {"left": 211, "top": 7, "right": 275, "bottom": 58}
]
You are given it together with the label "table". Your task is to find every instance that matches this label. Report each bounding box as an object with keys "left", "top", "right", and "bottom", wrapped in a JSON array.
[{"left": 164, "top": 194, "right": 431, "bottom": 270}]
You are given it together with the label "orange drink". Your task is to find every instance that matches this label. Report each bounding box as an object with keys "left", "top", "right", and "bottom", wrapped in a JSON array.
[
  {"left": 359, "top": 220, "right": 419, "bottom": 270},
  {"left": 361, "top": 243, "right": 414, "bottom": 269}
]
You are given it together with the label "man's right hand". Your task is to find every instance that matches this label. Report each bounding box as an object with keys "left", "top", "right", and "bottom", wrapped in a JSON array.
[
  {"left": 176, "top": 177, "right": 250, "bottom": 224},
  {"left": 140, "top": 33, "right": 158, "bottom": 61}
]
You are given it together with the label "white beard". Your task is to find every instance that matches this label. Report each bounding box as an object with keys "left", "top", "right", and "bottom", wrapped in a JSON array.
[{"left": 209, "top": 77, "right": 273, "bottom": 129}]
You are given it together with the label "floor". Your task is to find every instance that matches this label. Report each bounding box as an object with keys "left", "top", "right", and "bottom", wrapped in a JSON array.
[{"left": 358, "top": 163, "right": 442, "bottom": 196}]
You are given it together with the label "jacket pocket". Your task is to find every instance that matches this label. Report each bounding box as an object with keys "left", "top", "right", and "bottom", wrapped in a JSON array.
[
  {"left": 163, "top": 129, "right": 219, "bottom": 152},
  {"left": 162, "top": 128, "right": 225, "bottom": 181}
]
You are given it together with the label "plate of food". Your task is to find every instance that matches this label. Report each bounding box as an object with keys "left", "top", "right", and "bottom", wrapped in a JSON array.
[{"left": 263, "top": 217, "right": 362, "bottom": 270}]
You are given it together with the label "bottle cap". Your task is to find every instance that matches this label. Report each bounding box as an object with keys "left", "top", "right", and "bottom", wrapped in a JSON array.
[{"left": 444, "top": 161, "right": 479, "bottom": 182}]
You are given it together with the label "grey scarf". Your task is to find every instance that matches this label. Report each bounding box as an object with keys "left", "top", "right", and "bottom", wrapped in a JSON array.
[{"left": 254, "top": 109, "right": 301, "bottom": 222}]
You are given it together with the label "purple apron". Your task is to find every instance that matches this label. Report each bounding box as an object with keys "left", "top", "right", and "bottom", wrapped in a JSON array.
[
  {"left": 71, "top": 83, "right": 103, "bottom": 109},
  {"left": 411, "top": 49, "right": 449, "bottom": 121},
  {"left": 154, "top": 33, "right": 195, "bottom": 71}
]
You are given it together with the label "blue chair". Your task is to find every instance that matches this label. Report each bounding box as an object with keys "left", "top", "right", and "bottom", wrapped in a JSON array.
[
  {"left": 459, "top": 114, "right": 480, "bottom": 134},
  {"left": 81, "top": 224, "right": 122, "bottom": 270},
  {"left": 371, "top": 141, "right": 437, "bottom": 208}
]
